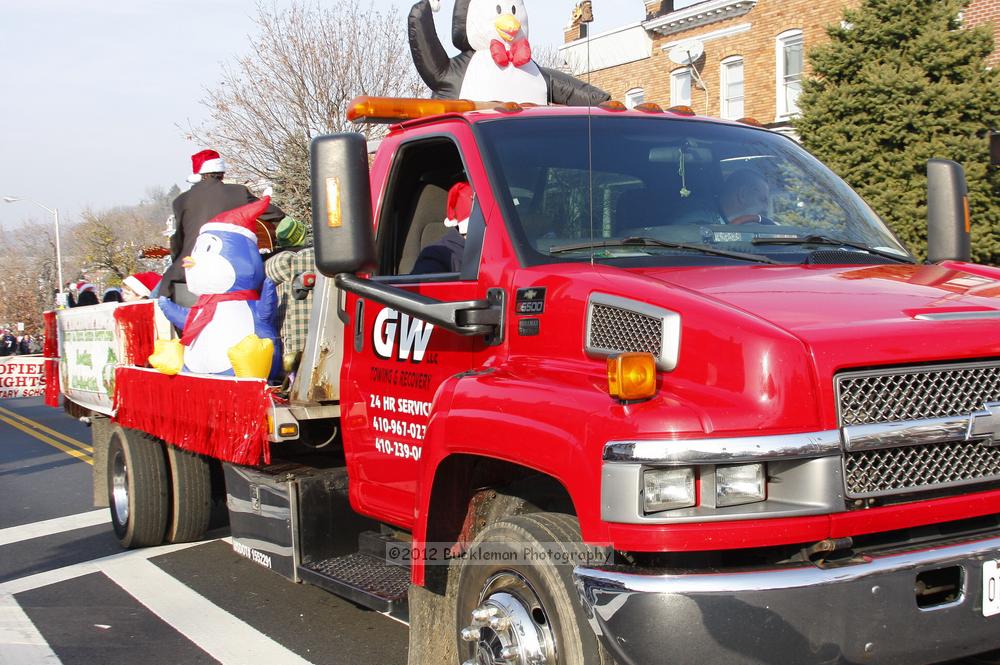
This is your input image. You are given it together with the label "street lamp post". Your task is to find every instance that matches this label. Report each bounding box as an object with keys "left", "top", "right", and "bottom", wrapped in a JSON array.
[{"left": 3, "top": 196, "right": 65, "bottom": 304}]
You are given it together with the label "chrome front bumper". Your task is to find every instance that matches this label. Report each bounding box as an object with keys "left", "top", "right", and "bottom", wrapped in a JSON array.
[{"left": 575, "top": 534, "right": 1000, "bottom": 665}]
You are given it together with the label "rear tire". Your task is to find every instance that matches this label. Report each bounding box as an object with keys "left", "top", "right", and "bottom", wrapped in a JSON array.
[
  {"left": 454, "top": 512, "right": 612, "bottom": 665},
  {"left": 164, "top": 446, "right": 212, "bottom": 543},
  {"left": 107, "top": 426, "right": 168, "bottom": 549}
]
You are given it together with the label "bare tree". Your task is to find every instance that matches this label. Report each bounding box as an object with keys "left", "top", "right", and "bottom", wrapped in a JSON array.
[
  {"left": 0, "top": 221, "right": 65, "bottom": 332},
  {"left": 190, "top": 1, "right": 423, "bottom": 222},
  {"left": 72, "top": 207, "right": 164, "bottom": 283}
]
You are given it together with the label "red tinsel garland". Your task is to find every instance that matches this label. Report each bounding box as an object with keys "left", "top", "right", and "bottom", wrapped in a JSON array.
[
  {"left": 44, "top": 359, "right": 60, "bottom": 407},
  {"left": 114, "top": 367, "right": 272, "bottom": 466},
  {"left": 114, "top": 302, "right": 156, "bottom": 367},
  {"left": 43, "top": 311, "right": 59, "bottom": 407}
]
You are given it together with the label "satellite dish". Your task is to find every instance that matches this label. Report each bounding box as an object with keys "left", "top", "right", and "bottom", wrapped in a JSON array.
[{"left": 668, "top": 39, "right": 705, "bottom": 66}]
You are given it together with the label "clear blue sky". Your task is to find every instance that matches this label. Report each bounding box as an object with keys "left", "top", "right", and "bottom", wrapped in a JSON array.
[{"left": 0, "top": 0, "right": 694, "bottom": 229}]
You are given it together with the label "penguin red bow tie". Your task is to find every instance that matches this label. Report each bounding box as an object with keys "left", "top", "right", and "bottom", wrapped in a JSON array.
[{"left": 490, "top": 39, "right": 532, "bottom": 68}]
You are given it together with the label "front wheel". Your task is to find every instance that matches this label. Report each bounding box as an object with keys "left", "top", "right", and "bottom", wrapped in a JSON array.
[
  {"left": 107, "top": 426, "right": 168, "bottom": 549},
  {"left": 455, "top": 512, "right": 612, "bottom": 665}
]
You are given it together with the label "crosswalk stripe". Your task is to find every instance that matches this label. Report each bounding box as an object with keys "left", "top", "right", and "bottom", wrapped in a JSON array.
[
  {"left": 0, "top": 510, "right": 109, "bottom": 548},
  {"left": 0, "top": 413, "right": 92, "bottom": 466},
  {"left": 104, "top": 558, "right": 313, "bottom": 665},
  {"left": 0, "top": 541, "right": 207, "bottom": 597},
  {"left": 0, "top": 595, "right": 61, "bottom": 665},
  {"left": 0, "top": 406, "right": 93, "bottom": 453}
]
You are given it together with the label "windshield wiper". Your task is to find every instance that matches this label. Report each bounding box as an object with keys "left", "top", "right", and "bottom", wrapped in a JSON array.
[
  {"left": 549, "top": 236, "right": 782, "bottom": 265},
  {"left": 751, "top": 234, "right": 915, "bottom": 264}
]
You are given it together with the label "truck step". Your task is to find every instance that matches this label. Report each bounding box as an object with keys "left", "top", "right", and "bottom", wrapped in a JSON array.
[{"left": 298, "top": 553, "right": 410, "bottom": 618}]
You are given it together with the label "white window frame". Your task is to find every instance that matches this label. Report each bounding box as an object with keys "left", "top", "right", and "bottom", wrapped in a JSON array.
[
  {"left": 720, "top": 56, "right": 744, "bottom": 120},
  {"left": 671, "top": 68, "right": 692, "bottom": 106},
  {"left": 625, "top": 88, "right": 645, "bottom": 110},
  {"left": 776, "top": 29, "right": 804, "bottom": 119}
]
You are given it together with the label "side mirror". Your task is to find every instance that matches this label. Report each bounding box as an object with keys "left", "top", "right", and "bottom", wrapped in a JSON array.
[
  {"left": 926, "top": 158, "right": 970, "bottom": 263},
  {"left": 991, "top": 131, "right": 999, "bottom": 169},
  {"left": 311, "top": 133, "right": 376, "bottom": 277}
]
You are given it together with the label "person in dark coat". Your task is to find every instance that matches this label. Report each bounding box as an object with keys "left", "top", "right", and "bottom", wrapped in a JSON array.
[
  {"left": 17, "top": 336, "right": 32, "bottom": 355},
  {"left": 412, "top": 182, "right": 472, "bottom": 274},
  {"left": 163, "top": 150, "right": 285, "bottom": 305},
  {"left": 0, "top": 331, "right": 16, "bottom": 356}
]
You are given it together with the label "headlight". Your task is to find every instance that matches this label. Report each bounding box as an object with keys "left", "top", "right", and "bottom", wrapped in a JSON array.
[
  {"left": 716, "top": 463, "right": 766, "bottom": 507},
  {"left": 643, "top": 467, "right": 696, "bottom": 514}
]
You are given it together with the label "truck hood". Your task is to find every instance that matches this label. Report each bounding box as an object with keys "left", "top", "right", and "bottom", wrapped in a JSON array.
[{"left": 635, "top": 263, "right": 1000, "bottom": 370}]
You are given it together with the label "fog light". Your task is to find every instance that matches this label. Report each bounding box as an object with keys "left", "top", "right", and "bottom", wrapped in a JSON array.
[
  {"left": 716, "top": 464, "right": 766, "bottom": 507},
  {"left": 643, "top": 468, "right": 696, "bottom": 513}
]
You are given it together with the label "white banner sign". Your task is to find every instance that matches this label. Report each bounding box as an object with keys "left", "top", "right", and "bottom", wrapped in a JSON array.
[
  {"left": 58, "top": 303, "right": 122, "bottom": 415},
  {"left": 0, "top": 356, "right": 46, "bottom": 400}
]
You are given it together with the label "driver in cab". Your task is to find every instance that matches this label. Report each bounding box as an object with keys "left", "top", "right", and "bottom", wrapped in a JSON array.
[{"left": 720, "top": 169, "right": 772, "bottom": 225}]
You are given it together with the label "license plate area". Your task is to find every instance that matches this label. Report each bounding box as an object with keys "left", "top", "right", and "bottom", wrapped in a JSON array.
[{"left": 985, "top": 560, "right": 1000, "bottom": 617}]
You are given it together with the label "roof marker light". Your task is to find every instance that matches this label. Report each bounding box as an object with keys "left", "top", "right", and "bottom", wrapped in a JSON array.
[
  {"left": 635, "top": 103, "right": 665, "bottom": 114},
  {"left": 737, "top": 117, "right": 764, "bottom": 127},
  {"left": 667, "top": 105, "right": 696, "bottom": 116},
  {"left": 599, "top": 100, "right": 628, "bottom": 112},
  {"left": 494, "top": 102, "right": 525, "bottom": 114}
]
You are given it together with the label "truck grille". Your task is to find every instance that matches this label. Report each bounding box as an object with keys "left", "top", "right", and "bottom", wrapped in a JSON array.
[
  {"left": 588, "top": 304, "right": 663, "bottom": 357},
  {"left": 837, "top": 361, "right": 1000, "bottom": 498},
  {"left": 838, "top": 362, "right": 1000, "bottom": 427},
  {"left": 845, "top": 440, "right": 1000, "bottom": 497}
]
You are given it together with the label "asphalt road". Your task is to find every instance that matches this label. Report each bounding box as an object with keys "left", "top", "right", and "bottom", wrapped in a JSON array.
[
  {"left": 0, "top": 396, "right": 994, "bottom": 665},
  {"left": 0, "top": 397, "right": 409, "bottom": 665}
]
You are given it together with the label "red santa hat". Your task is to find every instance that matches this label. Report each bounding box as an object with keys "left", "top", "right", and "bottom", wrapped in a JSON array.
[
  {"left": 201, "top": 196, "right": 270, "bottom": 241},
  {"left": 123, "top": 272, "right": 161, "bottom": 298},
  {"left": 444, "top": 182, "right": 474, "bottom": 235},
  {"left": 78, "top": 282, "right": 96, "bottom": 294},
  {"left": 187, "top": 149, "right": 228, "bottom": 184}
]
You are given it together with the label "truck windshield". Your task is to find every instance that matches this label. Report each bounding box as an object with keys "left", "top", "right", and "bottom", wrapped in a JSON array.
[{"left": 476, "top": 116, "right": 910, "bottom": 266}]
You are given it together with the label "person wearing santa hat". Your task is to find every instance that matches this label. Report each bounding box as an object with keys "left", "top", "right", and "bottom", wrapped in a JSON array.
[
  {"left": 164, "top": 149, "right": 285, "bottom": 306},
  {"left": 76, "top": 283, "right": 100, "bottom": 307},
  {"left": 122, "top": 272, "right": 161, "bottom": 302},
  {"left": 411, "top": 181, "right": 474, "bottom": 275}
]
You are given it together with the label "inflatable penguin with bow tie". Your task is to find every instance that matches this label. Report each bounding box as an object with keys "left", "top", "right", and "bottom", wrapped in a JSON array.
[{"left": 409, "top": 0, "right": 609, "bottom": 105}]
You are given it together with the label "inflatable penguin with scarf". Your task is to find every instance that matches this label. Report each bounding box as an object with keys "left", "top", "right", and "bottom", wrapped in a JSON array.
[
  {"left": 152, "top": 198, "right": 281, "bottom": 380},
  {"left": 408, "top": 0, "right": 610, "bottom": 105}
]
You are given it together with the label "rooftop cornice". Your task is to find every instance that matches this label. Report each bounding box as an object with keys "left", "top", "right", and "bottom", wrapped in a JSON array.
[{"left": 643, "top": 0, "right": 758, "bottom": 37}]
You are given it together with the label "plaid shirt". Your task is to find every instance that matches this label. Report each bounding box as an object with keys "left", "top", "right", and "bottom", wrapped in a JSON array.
[{"left": 265, "top": 248, "right": 315, "bottom": 358}]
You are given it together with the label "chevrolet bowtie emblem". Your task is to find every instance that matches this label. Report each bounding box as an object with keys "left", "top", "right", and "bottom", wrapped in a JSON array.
[{"left": 967, "top": 402, "right": 1000, "bottom": 446}]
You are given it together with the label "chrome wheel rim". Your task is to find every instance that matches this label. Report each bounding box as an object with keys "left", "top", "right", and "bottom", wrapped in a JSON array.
[
  {"left": 111, "top": 446, "right": 129, "bottom": 525},
  {"left": 461, "top": 570, "right": 557, "bottom": 665}
]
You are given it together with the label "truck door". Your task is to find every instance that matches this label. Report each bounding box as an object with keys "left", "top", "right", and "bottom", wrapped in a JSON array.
[{"left": 342, "top": 133, "right": 489, "bottom": 528}]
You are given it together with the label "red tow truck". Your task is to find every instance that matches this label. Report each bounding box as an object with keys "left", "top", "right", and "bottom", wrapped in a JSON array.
[{"left": 56, "top": 97, "right": 1000, "bottom": 665}]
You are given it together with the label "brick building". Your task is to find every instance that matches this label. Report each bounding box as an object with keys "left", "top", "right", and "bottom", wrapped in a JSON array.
[
  {"left": 559, "top": 0, "right": 998, "bottom": 133},
  {"left": 967, "top": 0, "right": 999, "bottom": 68}
]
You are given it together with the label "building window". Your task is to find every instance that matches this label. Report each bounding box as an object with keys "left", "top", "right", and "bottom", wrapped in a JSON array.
[
  {"left": 671, "top": 69, "right": 692, "bottom": 106},
  {"left": 776, "top": 29, "right": 804, "bottom": 118},
  {"left": 720, "top": 56, "right": 744, "bottom": 119},
  {"left": 625, "top": 88, "right": 645, "bottom": 109}
]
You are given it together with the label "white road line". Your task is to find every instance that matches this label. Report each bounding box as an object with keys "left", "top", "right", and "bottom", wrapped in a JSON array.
[
  {"left": 104, "top": 558, "right": 313, "bottom": 665},
  {"left": 0, "top": 510, "right": 109, "bottom": 548},
  {"left": 0, "top": 595, "right": 61, "bottom": 665},
  {"left": 0, "top": 541, "right": 207, "bottom": 596}
]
